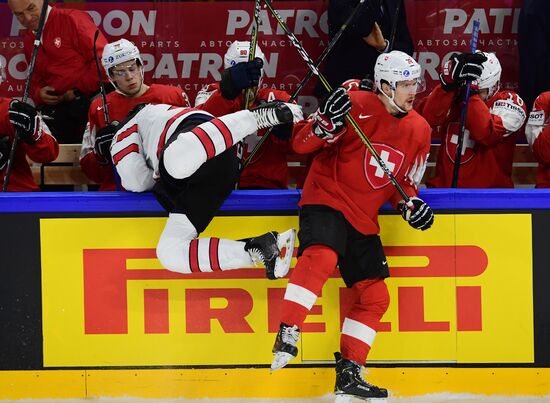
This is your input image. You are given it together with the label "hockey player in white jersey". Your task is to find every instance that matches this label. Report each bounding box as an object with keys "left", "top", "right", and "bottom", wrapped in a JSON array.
[{"left": 110, "top": 100, "right": 303, "bottom": 278}]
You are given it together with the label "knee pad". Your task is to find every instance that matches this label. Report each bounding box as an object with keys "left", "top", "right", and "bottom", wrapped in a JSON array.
[{"left": 352, "top": 279, "right": 390, "bottom": 318}]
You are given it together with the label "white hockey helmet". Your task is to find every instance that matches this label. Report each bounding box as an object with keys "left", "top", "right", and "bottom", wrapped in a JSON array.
[
  {"left": 374, "top": 51, "right": 422, "bottom": 92},
  {"left": 224, "top": 40, "right": 266, "bottom": 69},
  {"left": 374, "top": 51, "right": 423, "bottom": 113},
  {"left": 102, "top": 39, "right": 143, "bottom": 76},
  {"left": 0, "top": 59, "right": 5, "bottom": 85},
  {"left": 476, "top": 51, "right": 501, "bottom": 98}
]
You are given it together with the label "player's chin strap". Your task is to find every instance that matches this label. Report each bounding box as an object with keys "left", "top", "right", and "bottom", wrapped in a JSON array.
[{"left": 380, "top": 87, "right": 408, "bottom": 116}]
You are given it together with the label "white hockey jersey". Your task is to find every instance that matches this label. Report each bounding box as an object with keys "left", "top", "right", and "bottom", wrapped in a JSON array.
[{"left": 110, "top": 103, "right": 259, "bottom": 192}]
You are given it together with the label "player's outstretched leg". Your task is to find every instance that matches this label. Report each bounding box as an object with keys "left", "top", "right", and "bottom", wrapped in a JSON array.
[
  {"left": 244, "top": 228, "right": 296, "bottom": 279},
  {"left": 334, "top": 352, "right": 388, "bottom": 402},
  {"left": 271, "top": 322, "right": 300, "bottom": 371}
]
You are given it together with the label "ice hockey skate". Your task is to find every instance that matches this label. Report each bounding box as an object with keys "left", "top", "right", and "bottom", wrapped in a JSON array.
[
  {"left": 244, "top": 229, "right": 296, "bottom": 279},
  {"left": 334, "top": 352, "right": 388, "bottom": 402},
  {"left": 270, "top": 322, "right": 300, "bottom": 371}
]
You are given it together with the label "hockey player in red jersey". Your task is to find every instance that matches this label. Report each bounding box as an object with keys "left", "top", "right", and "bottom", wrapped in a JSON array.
[
  {"left": 196, "top": 41, "right": 300, "bottom": 189},
  {"left": 110, "top": 98, "right": 302, "bottom": 279},
  {"left": 270, "top": 51, "right": 434, "bottom": 401},
  {"left": 422, "top": 51, "right": 527, "bottom": 188},
  {"left": 0, "top": 60, "right": 59, "bottom": 191},
  {"left": 80, "top": 39, "right": 191, "bottom": 191},
  {"left": 526, "top": 91, "right": 550, "bottom": 187}
]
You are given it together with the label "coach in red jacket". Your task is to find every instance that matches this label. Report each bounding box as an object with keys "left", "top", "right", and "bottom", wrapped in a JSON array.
[{"left": 8, "top": 0, "right": 108, "bottom": 144}]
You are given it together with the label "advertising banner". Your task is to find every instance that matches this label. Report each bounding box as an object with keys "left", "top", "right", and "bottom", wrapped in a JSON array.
[
  {"left": 40, "top": 213, "right": 533, "bottom": 367},
  {"left": 0, "top": 0, "right": 522, "bottom": 112}
]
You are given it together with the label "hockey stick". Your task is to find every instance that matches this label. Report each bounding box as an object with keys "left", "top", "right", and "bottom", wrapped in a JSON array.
[
  {"left": 451, "top": 19, "right": 481, "bottom": 188},
  {"left": 241, "top": 0, "right": 369, "bottom": 171},
  {"left": 92, "top": 29, "right": 121, "bottom": 191},
  {"left": 264, "top": 0, "right": 412, "bottom": 203},
  {"left": 2, "top": 0, "right": 49, "bottom": 192},
  {"left": 244, "top": 0, "right": 262, "bottom": 110},
  {"left": 387, "top": 0, "right": 401, "bottom": 51},
  {"left": 93, "top": 30, "right": 110, "bottom": 124}
]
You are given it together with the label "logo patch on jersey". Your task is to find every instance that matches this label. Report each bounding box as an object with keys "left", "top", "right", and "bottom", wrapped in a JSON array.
[
  {"left": 528, "top": 110, "right": 545, "bottom": 126},
  {"left": 445, "top": 122, "right": 476, "bottom": 164},
  {"left": 363, "top": 143, "right": 404, "bottom": 189},
  {"left": 54, "top": 37, "right": 61, "bottom": 48}
]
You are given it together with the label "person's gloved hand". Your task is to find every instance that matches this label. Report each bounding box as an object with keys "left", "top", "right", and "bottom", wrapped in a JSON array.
[
  {"left": 0, "top": 136, "right": 10, "bottom": 170},
  {"left": 399, "top": 197, "right": 434, "bottom": 230},
  {"left": 8, "top": 100, "right": 40, "bottom": 144},
  {"left": 439, "top": 52, "right": 487, "bottom": 91},
  {"left": 94, "top": 123, "right": 119, "bottom": 164},
  {"left": 220, "top": 58, "right": 263, "bottom": 100},
  {"left": 313, "top": 87, "right": 352, "bottom": 141}
]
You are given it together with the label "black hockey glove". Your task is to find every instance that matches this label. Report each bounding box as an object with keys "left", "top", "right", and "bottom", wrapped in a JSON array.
[
  {"left": 399, "top": 197, "right": 434, "bottom": 231},
  {"left": 313, "top": 87, "right": 352, "bottom": 139},
  {"left": 439, "top": 52, "right": 487, "bottom": 91},
  {"left": 94, "top": 123, "right": 119, "bottom": 164},
  {"left": 359, "top": 75, "right": 375, "bottom": 92},
  {"left": 8, "top": 100, "right": 39, "bottom": 144},
  {"left": 0, "top": 136, "right": 10, "bottom": 171},
  {"left": 220, "top": 58, "right": 263, "bottom": 100}
]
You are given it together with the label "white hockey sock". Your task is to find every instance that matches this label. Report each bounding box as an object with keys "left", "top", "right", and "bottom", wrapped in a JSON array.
[
  {"left": 163, "top": 110, "right": 257, "bottom": 180},
  {"left": 156, "top": 213, "right": 254, "bottom": 273}
]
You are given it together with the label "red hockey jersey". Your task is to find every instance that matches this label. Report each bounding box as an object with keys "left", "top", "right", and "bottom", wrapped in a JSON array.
[
  {"left": 23, "top": 6, "right": 108, "bottom": 104},
  {"left": 422, "top": 86, "right": 527, "bottom": 188},
  {"left": 293, "top": 91, "right": 431, "bottom": 235},
  {"left": 196, "top": 84, "right": 295, "bottom": 189},
  {"left": 80, "top": 84, "right": 190, "bottom": 190},
  {"left": 526, "top": 91, "right": 550, "bottom": 188},
  {"left": 0, "top": 98, "right": 59, "bottom": 191}
]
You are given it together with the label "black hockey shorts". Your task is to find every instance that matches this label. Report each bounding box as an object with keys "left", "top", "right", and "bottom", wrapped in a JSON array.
[
  {"left": 154, "top": 119, "right": 240, "bottom": 234},
  {"left": 297, "top": 204, "right": 390, "bottom": 287}
]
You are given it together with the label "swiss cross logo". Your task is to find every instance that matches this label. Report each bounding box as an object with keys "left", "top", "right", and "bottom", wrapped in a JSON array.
[
  {"left": 445, "top": 122, "right": 476, "bottom": 164},
  {"left": 54, "top": 37, "right": 61, "bottom": 48},
  {"left": 363, "top": 143, "right": 404, "bottom": 189}
]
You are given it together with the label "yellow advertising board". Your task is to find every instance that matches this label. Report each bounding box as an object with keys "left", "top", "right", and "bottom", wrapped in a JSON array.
[{"left": 40, "top": 214, "right": 533, "bottom": 367}]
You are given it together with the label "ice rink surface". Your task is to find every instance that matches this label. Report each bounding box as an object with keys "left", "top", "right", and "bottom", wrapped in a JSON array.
[{"left": 7, "top": 396, "right": 550, "bottom": 403}]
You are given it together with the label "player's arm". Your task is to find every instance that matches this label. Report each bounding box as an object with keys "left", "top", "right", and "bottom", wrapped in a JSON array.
[
  {"left": 526, "top": 92, "right": 550, "bottom": 163},
  {"left": 8, "top": 100, "right": 59, "bottom": 163},
  {"left": 292, "top": 87, "right": 351, "bottom": 154},
  {"left": 468, "top": 91, "right": 527, "bottom": 145},
  {"left": 111, "top": 122, "right": 155, "bottom": 192}
]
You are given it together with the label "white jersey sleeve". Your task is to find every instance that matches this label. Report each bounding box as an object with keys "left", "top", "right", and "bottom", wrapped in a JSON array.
[
  {"left": 195, "top": 84, "right": 217, "bottom": 107},
  {"left": 111, "top": 117, "right": 155, "bottom": 192},
  {"left": 489, "top": 91, "right": 527, "bottom": 136},
  {"left": 525, "top": 93, "right": 550, "bottom": 148}
]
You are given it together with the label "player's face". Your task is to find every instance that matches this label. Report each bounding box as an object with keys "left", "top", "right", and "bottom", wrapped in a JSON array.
[
  {"left": 110, "top": 60, "right": 144, "bottom": 97},
  {"left": 394, "top": 79, "right": 420, "bottom": 112},
  {"left": 9, "top": 0, "right": 43, "bottom": 31}
]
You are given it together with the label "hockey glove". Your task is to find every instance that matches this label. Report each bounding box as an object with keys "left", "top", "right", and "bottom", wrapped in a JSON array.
[
  {"left": 8, "top": 100, "right": 39, "bottom": 144},
  {"left": 399, "top": 197, "right": 434, "bottom": 231},
  {"left": 439, "top": 52, "right": 487, "bottom": 91},
  {"left": 314, "top": 87, "right": 352, "bottom": 140},
  {"left": 94, "top": 123, "right": 119, "bottom": 164},
  {"left": 359, "top": 75, "right": 375, "bottom": 92},
  {"left": 220, "top": 58, "right": 264, "bottom": 100},
  {"left": 0, "top": 136, "right": 10, "bottom": 171}
]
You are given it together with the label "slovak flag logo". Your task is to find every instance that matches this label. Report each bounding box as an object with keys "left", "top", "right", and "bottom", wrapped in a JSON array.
[
  {"left": 363, "top": 143, "right": 404, "bottom": 189},
  {"left": 54, "top": 37, "right": 61, "bottom": 48}
]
